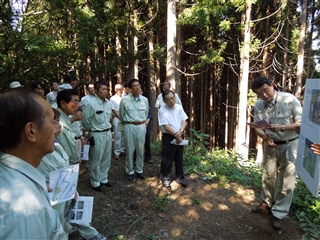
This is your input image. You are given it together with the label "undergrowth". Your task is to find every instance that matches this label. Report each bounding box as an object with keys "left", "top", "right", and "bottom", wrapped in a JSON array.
[{"left": 180, "top": 128, "right": 319, "bottom": 239}]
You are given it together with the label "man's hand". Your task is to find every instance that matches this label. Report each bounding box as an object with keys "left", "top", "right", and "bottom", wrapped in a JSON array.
[
  {"left": 71, "top": 112, "right": 83, "bottom": 123},
  {"left": 263, "top": 136, "right": 276, "bottom": 147},
  {"left": 294, "top": 126, "right": 300, "bottom": 135},
  {"left": 266, "top": 124, "right": 282, "bottom": 133},
  {"left": 47, "top": 184, "right": 53, "bottom": 192},
  {"left": 311, "top": 143, "right": 320, "bottom": 156}
]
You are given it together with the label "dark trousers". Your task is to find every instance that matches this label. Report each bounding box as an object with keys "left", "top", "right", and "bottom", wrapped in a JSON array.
[
  {"left": 160, "top": 133, "right": 184, "bottom": 185},
  {"left": 145, "top": 123, "right": 152, "bottom": 160}
]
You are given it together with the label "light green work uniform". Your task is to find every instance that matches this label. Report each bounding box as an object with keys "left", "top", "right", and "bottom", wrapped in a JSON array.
[
  {"left": 254, "top": 91, "right": 302, "bottom": 219},
  {"left": 82, "top": 97, "right": 112, "bottom": 187},
  {"left": 57, "top": 108, "right": 80, "bottom": 164},
  {"left": 119, "top": 94, "right": 149, "bottom": 175},
  {"left": 38, "top": 141, "right": 99, "bottom": 239}
]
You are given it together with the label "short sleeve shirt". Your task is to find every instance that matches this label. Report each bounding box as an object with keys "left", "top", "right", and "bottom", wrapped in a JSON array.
[{"left": 158, "top": 104, "right": 188, "bottom": 133}]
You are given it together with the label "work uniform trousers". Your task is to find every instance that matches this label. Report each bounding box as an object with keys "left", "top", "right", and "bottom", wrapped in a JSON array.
[
  {"left": 124, "top": 123, "right": 146, "bottom": 175},
  {"left": 161, "top": 133, "right": 185, "bottom": 185},
  {"left": 75, "top": 138, "right": 82, "bottom": 162},
  {"left": 261, "top": 138, "right": 298, "bottom": 219},
  {"left": 145, "top": 123, "right": 152, "bottom": 160},
  {"left": 90, "top": 130, "right": 112, "bottom": 187},
  {"left": 112, "top": 117, "right": 125, "bottom": 156}
]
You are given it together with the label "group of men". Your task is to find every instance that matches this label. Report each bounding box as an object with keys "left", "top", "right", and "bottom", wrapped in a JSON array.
[
  {"left": 2, "top": 74, "right": 313, "bottom": 237},
  {"left": 0, "top": 76, "right": 190, "bottom": 238}
]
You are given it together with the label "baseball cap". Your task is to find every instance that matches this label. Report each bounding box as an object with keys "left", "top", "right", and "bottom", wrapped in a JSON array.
[{"left": 9, "top": 81, "right": 23, "bottom": 89}]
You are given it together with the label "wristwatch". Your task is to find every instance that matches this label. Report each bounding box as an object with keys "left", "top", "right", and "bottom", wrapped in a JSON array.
[{"left": 281, "top": 125, "right": 285, "bottom": 132}]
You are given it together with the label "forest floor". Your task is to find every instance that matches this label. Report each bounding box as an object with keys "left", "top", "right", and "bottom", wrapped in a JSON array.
[{"left": 70, "top": 153, "right": 304, "bottom": 240}]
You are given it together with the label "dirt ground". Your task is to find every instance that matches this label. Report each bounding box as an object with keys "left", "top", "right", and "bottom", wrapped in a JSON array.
[{"left": 71, "top": 154, "right": 304, "bottom": 240}]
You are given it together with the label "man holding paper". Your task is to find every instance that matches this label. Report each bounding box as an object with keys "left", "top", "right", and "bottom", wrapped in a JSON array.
[
  {"left": 158, "top": 90, "right": 188, "bottom": 190},
  {"left": 251, "top": 76, "right": 302, "bottom": 231}
]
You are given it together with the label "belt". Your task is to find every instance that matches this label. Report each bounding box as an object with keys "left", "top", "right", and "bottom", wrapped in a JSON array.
[
  {"left": 92, "top": 128, "right": 110, "bottom": 132},
  {"left": 74, "top": 136, "right": 82, "bottom": 140},
  {"left": 274, "top": 137, "right": 299, "bottom": 145},
  {"left": 126, "top": 122, "right": 145, "bottom": 125}
]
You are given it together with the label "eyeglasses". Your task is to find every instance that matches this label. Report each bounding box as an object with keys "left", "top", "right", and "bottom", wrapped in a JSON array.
[
  {"left": 71, "top": 99, "right": 80, "bottom": 105},
  {"left": 256, "top": 86, "right": 271, "bottom": 98}
]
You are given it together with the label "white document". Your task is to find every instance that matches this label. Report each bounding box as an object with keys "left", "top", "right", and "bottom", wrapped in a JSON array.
[
  {"left": 296, "top": 79, "right": 320, "bottom": 197},
  {"left": 247, "top": 119, "right": 272, "bottom": 129},
  {"left": 171, "top": 139, "right": 189, "bottom": 146},
  {"left": 49, "top": 163, "right": 79, "bottom": 205},
  {"left": 67, "top": 196, "right": 94, "bottom": 224},
  {"left": 81, "top": 144, "right": 90, "bottom": 161}
]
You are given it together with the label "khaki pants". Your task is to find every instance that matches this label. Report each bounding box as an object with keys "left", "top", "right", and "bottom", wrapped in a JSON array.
[{"left": 261, "top": 139, "right": 298, "bottom": 219}]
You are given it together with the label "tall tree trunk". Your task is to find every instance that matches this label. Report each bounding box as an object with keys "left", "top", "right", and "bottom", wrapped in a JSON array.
[
  {"left": 147, "top": 0, "right": 157, "bottom": 142},
  {"left": 282, "top": 0, "right": 290, "bottom": 92},
  {"left": 295, "top": 0, "right": 307, "bottom": 99},
  {"left": 167, "top": 0, "right": 176, "bottom": 90},
  {"left": 116, "top": 29, "right": 124, "bottom": 84},
  {"left": 236, "top": 0, "right": 252, "bottom": 161},
  {"left": 305, "top": 0, "right": 315, "bottom": 79},
  {"left": 127, "top": 10, "right": 138, "bottom": 80}
]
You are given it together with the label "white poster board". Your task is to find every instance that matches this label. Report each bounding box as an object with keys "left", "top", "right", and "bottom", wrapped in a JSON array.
[
  {"left": 67, "top": 196, "right": 94, "bottom": 224},
  {"left": 296, "top": 79, "right": 320, "bottom": 197}
]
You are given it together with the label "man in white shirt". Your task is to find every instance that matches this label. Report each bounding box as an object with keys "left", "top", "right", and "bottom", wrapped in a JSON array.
[
  {"left": 46, "top": 81, "right": 59, "bottom": 105},
  {"left": 155, "top": 81, "right": 182, "bottom": 109},
  {"left": 110, "top": 84, "right": 125, "bottom": 159},
  {"left": 158, "top": 90, "right": 188, "bottom": 190}
]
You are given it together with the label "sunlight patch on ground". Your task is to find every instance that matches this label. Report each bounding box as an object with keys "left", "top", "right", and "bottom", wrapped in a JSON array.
[
  {"left": 171, "top": 227, "right": 182, "bottom": 236},
  {"left": 218, "top": 203, "right": 229, "bottom": 210},
  {"left": 201, "top": 202, "right": 213, "bottom": 211},
  {"left": 187, "top": 209, "right": 200, "bottom": 220}
]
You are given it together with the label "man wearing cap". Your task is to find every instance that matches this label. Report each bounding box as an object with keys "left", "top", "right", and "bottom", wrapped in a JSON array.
[
  {"left": 82, "top": 81, "right": 113, "bottom": 192},
  {"left": 9, "top": 81, "right": 23, "bottom": 89},
  {"left": 119, "top": 79, "right": 149, "bottom": 181},
  {"left": 110, "top": 84, "right": 125, "bottom": 160}
]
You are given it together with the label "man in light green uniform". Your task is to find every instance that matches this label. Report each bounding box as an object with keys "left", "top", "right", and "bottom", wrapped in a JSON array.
[
  {"left": 56, "top": 89, "right": 82, "bottom": 164},
  {"left": 82, "top": 81, "right": 113, "bottom": 192},
  {"left": 119, "top": 79, "right": 149, "bottom": 181}
]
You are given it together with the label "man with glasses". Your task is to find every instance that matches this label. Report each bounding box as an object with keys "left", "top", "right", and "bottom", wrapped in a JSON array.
[
  {"left": 82, "top": 81, "right": 113, "bottom": 192},
  {"left": 251, "top": 76, "right": 302, "bottom": 231},
  {"left": 119, "top": 79, "right": 149, "bottom": 181}
]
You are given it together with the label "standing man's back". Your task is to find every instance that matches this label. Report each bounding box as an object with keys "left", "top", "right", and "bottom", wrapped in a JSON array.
[{"left": 0, "top": 88, "right": 66, "bottom": 239}]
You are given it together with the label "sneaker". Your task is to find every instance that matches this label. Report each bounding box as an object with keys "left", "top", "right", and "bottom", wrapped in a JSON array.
[
  {"left": 88, "top": 233, "right": 107, "bottom": 240},
  {"left": 127, "top": 174, "right": 134, "bottom": 181}
]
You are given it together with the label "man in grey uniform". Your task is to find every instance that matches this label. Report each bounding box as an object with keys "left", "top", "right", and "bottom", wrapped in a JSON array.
[{"left": 119, "top": 79, "right": 149, "bottom": 181}]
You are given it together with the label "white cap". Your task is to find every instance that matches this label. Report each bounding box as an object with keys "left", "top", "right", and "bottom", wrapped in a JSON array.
[
  {"left": 9, "top": 81, "right": 23, "bottom": 89},
  {"left": 58, "top": 83, "right": 72, "bottom": 92}
]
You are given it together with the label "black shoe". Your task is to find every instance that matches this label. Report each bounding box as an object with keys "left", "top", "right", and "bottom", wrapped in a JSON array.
[
  {"left": 127, "top": 174, "right": 134, "bottom": 181},
  {"left": 101, "top": 182, "right": 113, "bottom": 187},
  {"left": 145, "top": 159, "right": 153, "bottom": 164},
  {"left": 92, "top": 185, "right": 102, "bottom": 192},
  {"left": 137, "top": 172, "right": 146, "bottom": 179},
  {"left": 272, "top": 216, "right": 282, "bottom": 230},
  {"left": 163, "top": 184, "right": 171, "bottom": 190},
  {"left": 179, "top": 180, "right": 188, "bottom": 187}
]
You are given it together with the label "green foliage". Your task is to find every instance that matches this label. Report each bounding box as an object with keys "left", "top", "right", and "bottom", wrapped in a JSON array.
[
  {"left": 247, "top": 89, "right": 258, "bottom": 107},
  {"left": 193, "top": 198, "right": 203, "bottom": 205},
  {"left": 292, "top": 177, "right": 320, "bottom": 240},
  {"left": 155, "top": 196, "right": 170, "bottom": 212}
]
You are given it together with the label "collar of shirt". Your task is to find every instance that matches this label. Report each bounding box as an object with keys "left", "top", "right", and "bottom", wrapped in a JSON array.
[
  {"left": 0, "top": 152, "right": 47, "bottom": 191},
  {"left": 96, "top": 97, "right": 107, "bottom": 104},
  {"left": 129, "top": 94, "right": 141, "bottom": 101}
]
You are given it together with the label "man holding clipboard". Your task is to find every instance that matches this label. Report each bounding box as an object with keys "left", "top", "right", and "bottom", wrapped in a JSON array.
[{"left": 250, "top": 77, "right": 302, "bottom": 231}]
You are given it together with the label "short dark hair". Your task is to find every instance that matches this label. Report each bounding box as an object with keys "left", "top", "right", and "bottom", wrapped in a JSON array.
[
  {"left": 52, "top": 108, "right": 60, "bottom": 120},
  {"left": 94, "top": 81, "right": 107, "bottom": 90},
  {"left": 0, "top": 88, "right": 45, "bottom": 151},
  {"left": 64, "top": 74, "right": 77, "bottom": 84},
  {"left": 128, "top": 79, "right": 139, "bottom": 88},
  {"left": 123, "top": 80, "right": 130, "bottom": 88},
  {"left": 56, "top": 89, "right": 78, "bottom": 108},
  {"left": 162, "top": 90, "right": 175, "bottom": 101},
  {"left": 31, "top": 81, "right": 41, "bottom": 89},
  {"left": 50, "top": 81, "right": 58, "bottom": 87},
  {"left": 252, "top": 77, "right": 272, "bottom": 91}
]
